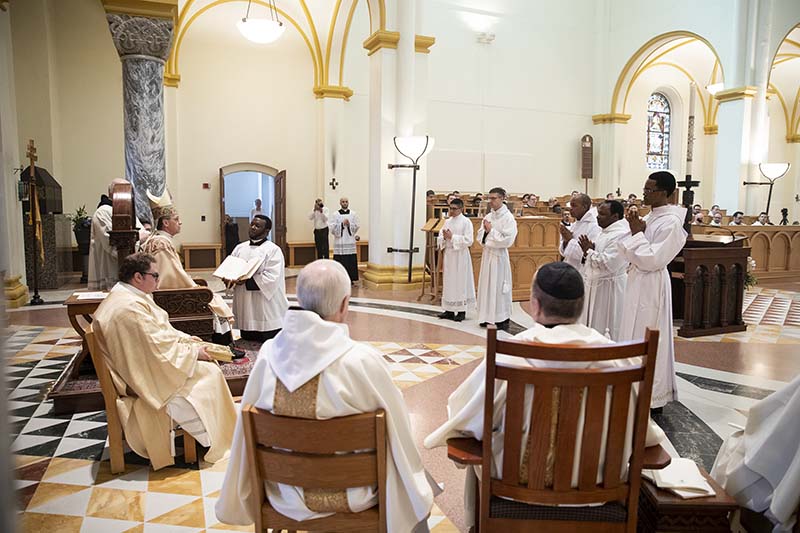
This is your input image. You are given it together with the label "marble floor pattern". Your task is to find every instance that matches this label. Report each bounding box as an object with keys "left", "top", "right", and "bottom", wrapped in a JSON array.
[{"left": 7, "top": 287, "right": 800, "bottom": 531}]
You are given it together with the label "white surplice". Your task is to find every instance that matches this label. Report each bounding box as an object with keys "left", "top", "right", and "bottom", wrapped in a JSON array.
[
  {"left": 711, "top": 374, "right": 800, "bottom": 532},
  {"left": 437, "top": 213, "right": 476, "bottom": 312},
  {"left": 88, "top": 204, "right": 117, "bottom": 290},
  {"left": 215, "top": 309, "right": 434, "bottom": 532},
  {"left": 618, "top": 204, "right": 687, "bottom": 408},
  {"left": 561, "top": 208, "right": 601, "bottom": 272},
  {"left": 230, "top": 239, "right": 289, "bottom": 332},
  {"left": 580, "top": 218, "right": 631, "bottom": 341},
  {"left": 476, "top": 204, "right": 518, "bottom": 323},
  {"left": 329, "top": 209, "right": 360, "bottom": 255},
  {"left": 424, "top": 323, "right": 665, "bottom": 527}
]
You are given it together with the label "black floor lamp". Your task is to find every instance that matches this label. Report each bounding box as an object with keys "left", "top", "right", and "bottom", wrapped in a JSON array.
[
  {"left": 387, "top": 135, "right": 435, "bottom": 283},
  {"left": 743, "top": 162, "right": 790, "bottom": 216}
]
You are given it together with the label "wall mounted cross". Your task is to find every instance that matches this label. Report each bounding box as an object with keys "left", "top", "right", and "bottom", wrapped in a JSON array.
[{"left": 329, "top": 177, "right": 338, "bottom": 190}]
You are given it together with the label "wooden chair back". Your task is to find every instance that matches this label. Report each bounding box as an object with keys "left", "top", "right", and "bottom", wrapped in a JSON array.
[
  {"left": 87, "top": 326, "right": 128, "bottom": 473},
  {"left": 87, "top": 325, "right": 197, "bottom": 473},
  {"left": 480, "top": 326, "right": 659, "bottom": 532},
  {"left": 241, "top": 405, "right": 388, "bottom": 532}
]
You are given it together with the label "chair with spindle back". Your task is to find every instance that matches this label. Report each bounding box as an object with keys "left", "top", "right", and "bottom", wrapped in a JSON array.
[
  {"left": 240, "top": 404, "right": 388, "bottom": 532},
  {"left": 475, "top": 325, "right": 659, "bottom": 532}
]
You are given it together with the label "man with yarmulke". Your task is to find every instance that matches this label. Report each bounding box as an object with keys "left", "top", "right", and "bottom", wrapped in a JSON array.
[{"left": 424, "top": 262, "right": 666, "bottom": 529}]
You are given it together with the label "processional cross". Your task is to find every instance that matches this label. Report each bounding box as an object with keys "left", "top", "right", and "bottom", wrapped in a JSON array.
[{"left": 26, "top": 139, "right": 44, "bottom": 305}]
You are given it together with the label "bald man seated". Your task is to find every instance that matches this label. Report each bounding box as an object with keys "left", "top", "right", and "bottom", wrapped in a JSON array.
[{"left": 216, "top": 260, "right": 434, "bottom": 531}]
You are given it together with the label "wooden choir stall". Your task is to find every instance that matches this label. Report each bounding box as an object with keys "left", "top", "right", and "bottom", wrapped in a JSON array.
[{"left": 50, "top": 184, "right": 257, "bottom": 414}]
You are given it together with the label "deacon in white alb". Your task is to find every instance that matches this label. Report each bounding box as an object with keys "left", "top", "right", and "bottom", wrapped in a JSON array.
[
  {"left": 578, "top": 199, "right": 630, "bottom": 340},
  {"left": 559, "top": 192, "right": 600, "bottom": 273},
  {"left": 425, "top": 263, "right": 665, "bottom": 529},
  {"left": 216, "top": 260, "right": 434, "bottom": 532},
  {"left": 437, "top": 197, "right": 476, "bottom": 322},
  {"left": 476, "top": 187, "right": 518, "bottom": 331},
  {"left": 329, "top": 197, "right": 360, "bottom": 283},
  {"left": 226, "top": 215, "right": 289, "bottom": 342},
  {"left": 711, "top": 374, "right": 800, "bottom": 532},
  {"left": 88, "top": 178, "right": 127, "bottom": 290},
  {"left": 618, "top": 171, "right": 687, "bottom": 408}
]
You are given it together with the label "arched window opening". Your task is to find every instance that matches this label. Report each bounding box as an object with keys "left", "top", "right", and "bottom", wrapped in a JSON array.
[{"left": 646, "top": 92, "right": 671, "bottom": 170}]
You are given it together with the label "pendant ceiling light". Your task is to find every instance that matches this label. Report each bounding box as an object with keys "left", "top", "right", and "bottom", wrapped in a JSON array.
[{"left": 237, "top": 0, "right": 285, "bottom": 44}]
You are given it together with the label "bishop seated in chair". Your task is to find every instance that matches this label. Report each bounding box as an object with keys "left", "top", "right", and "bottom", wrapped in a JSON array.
[
  {"left": 424, "top": 262, "right": 666, "bottom": 529},
  {"left": 93, "top": 253, "right": 236, "bottom": 470},
  {"left": 141, "top": 189, "right": 235, "bottom": 344},
  {"left": 216, "top": 259, "right": 434, "bottom": 532}
]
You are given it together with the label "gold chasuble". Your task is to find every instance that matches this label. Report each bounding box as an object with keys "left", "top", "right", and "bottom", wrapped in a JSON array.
[
  {"left": 94, "top": 283, "right": 236, "bottom": 470},
  {"left": 141, "top": 231, "right": 233, "bottom": 319}
]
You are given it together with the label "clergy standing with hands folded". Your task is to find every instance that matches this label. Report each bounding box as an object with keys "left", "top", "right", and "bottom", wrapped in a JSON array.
[
  {"left": 618, "top": 171, "right": 687, "bottom": 409},
  {"left": 578, "top": 199, "right": 630, "bottom": 340},
  {"left": 224, "top": 215, "right": 289, "bottom": 342},
  {"left": 559, "top": 192, "right": 600, "bottom": 273},
  {"left": 476, "top": 187, "right": 518, "bottom": 331},
  {"left": 437, "top": 197, "right": 476, "bottom": 322}
]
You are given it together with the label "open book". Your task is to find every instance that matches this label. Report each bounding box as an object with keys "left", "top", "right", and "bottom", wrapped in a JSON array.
[
  {"left": 212, "top": 255, "right": 262, "bottom": 281},
  {"left": 642, "top": 458, "right": 716, "bottom": 499}
]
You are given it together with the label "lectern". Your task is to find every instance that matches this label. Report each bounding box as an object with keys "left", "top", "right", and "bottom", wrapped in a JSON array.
[{"left": 670, "top": 235, "right": 750, "bottom": 337}]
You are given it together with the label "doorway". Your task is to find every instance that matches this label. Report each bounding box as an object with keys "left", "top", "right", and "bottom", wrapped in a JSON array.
[{"left": 219, "top": 163, "right": 287, "bottom": 259}]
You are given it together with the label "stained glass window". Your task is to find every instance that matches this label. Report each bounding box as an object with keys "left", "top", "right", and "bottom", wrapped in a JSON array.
[{"left": 646, "top": 92, "right": 671, "bottom": 170}]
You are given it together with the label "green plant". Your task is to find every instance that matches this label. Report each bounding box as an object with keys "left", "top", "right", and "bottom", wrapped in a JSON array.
[
  {"left": 67, "top": 205, "right": 91, "bottom": 232},
  {"left": 744, "top": 271, "right": 758, "bottom": 290}
]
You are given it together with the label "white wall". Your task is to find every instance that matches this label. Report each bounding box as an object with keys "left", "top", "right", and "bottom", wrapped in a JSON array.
[
  {"left": 424, "top": 0, "right": 597, "bottom": 197},
  {"left": 12, "top": 0, "right": 124, "bottom": 219},
  {"left": 174, "top": 27, "right": 317, "bottom": 244}
]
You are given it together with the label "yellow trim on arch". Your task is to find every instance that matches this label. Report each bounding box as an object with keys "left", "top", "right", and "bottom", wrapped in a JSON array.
[
  {"left": 608, "top": 31, "right": 724, "bottom": 116},
  {"left": 363, "top": 29, "right": 400, "bottom": 55},
  {"left": 299, "top": 0, "right": 324, "bottom": 80},
  {"left": 415, "top": 35, "right": 436, "bottom": 54},
  {"left": 768, "top": 84, "right": 791, "bottom": 141},
  {"left": 324, "top": 0, "right": 344, "bottom": 88},
  {"left": 171, "top": 0, "right": 320, "bottom": 89},
  {"left": 713, "top": 86, "right": 758, "bottom": 103},
  {"left": 338, "top": 0, "right": 359, "bottom": 87}
]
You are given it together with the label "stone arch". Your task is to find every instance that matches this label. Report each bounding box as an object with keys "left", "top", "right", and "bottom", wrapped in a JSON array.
[{"left": 605, "top": 31, "right": 725, "bottom": 133}]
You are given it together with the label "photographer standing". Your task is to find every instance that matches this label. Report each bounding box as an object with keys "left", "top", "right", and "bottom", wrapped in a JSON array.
[{"left": 308, "top": 198, "right": 330, "bottom": 258}]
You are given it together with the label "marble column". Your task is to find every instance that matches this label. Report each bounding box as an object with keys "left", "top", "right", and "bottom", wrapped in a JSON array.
[{"left": 106, "top": 14, "right": 173, "bottom": 223}]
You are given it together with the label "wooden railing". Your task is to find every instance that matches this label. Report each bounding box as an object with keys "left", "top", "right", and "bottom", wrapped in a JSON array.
[{"left": 692, "top": 225, "right": 800, "bottom": 280}]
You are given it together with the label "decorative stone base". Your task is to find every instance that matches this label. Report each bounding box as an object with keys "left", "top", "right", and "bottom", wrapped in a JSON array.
[
  {"left": 361, "top": 263, "right": 428, "bottom": 291},
  {"left": 4, "top": 274, "right": 29, "bottom": 308}
]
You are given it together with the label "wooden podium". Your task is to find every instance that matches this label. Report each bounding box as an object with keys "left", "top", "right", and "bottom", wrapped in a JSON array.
[{"left": 670, "top": 235, "right": 750, "bottom": 337}]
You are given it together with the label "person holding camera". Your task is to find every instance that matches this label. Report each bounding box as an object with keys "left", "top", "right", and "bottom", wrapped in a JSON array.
[{"left": 308, "top": 198, "right": 330, "bottom": 259}]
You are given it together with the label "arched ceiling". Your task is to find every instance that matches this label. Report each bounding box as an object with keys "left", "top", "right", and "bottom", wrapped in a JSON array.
[
  {"left": 599, "top": 32, "right": 724, "bottom": 133},
  {"left": 770, "top": 26, "right": 800, "bottom": 142},
  {"left": 166, "top": 0, "right": 385, "bottom": 98}
]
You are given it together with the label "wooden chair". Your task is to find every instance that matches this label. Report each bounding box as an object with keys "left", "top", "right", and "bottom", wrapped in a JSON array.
[
  {"left": 240, "top": 404, "right": 387, "bottom": 532},
  {"left": 86, "top": 326, "right": 197, "bottom": 474},
  {"left": 470, "top": 325, "right": 659, "bottom": 532}
]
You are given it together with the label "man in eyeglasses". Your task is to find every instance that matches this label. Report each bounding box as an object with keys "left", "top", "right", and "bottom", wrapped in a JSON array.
[
  {"left": 93, "top": 252, "right": 236, "bottom": 470},
  {"left": 618, "top": 171, "right": 687, "bottom": 410}
]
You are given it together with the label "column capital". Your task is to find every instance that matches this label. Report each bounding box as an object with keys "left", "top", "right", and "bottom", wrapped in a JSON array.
[
  {"left": 107, "top": 13, "right": 174, "bottom": 61},
  {"left": 713, "top": 86, "right": 758, "bottom": 103},
  {"left": 313, "top": 86, "right": 354, "bottom": 101},
  {"left": 591, "top": 113, "right": 631, "bottom": 124},
  {"left": 363, "top": 30, "right": 400, "bottom": 56},
  {"left": 415, "top": 35, "right": 436, "bottom": 54}
]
